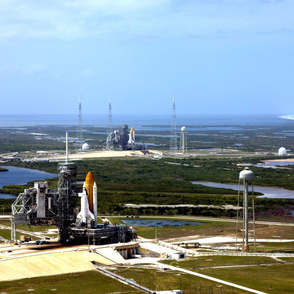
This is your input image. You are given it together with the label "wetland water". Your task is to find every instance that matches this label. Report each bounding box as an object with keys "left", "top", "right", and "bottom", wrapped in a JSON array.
[
  {"left": 122, "top": 219, "right": 204, "bottom": 227},
  {"left": 192, "top": 181, "right": 294, "bottom": 199},
  {"left": 0, "top": 166, "right": 58, "bottom": 199}
]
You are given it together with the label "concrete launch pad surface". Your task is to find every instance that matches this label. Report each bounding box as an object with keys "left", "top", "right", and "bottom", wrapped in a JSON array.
[
  {"left": 0, "top": 247, "right": 126, "bottom": 282},
  {"left": 40, "top": 150, "right": 148, "bottom": 161}
]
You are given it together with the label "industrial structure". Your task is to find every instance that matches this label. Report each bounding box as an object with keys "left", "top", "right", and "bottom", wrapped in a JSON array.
[
  {"left": 106, "top": 96, "right": 113, "bottom": 150},
  {"left": 11, "top": 133, "right": 136, "bottom": 244},
  {"left": 237, "top": 167, "right": 256, "bottom": 252},
  {"left": 107, "top": 124, "right": 145, "bottom": 151},
  {"left": 169, "top": 94, "right": 178, "bottom": 155},
  {"left": 278, "top": 146, "right": 287, "bottom": 156},
  {"left": 179, "top": 126, "right": 187, "bottom": 153},
  {"left": 76, "top": 94, "right": 84, "bottom": 149}
]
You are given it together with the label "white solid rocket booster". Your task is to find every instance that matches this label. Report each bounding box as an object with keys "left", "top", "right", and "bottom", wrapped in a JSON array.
[{"left": 93, "top": 182, "right": 97, "bottom": 226}]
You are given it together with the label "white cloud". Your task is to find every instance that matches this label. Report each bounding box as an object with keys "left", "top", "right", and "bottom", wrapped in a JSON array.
[{"left": 0, "top": 0, "right": 293, "bottom": 41}]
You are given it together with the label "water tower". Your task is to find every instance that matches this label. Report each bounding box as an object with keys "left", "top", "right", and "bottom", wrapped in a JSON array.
[
  {"left": 180, "top": 126, "right": 187, "bottom": 153},
  {"left": 237, "top": 167, "right": 256, "bottom": 252}
]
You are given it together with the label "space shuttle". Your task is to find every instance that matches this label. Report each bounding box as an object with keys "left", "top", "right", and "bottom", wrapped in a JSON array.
[
  {"left": 128, "top": 127, "right": 135, "bottom": 145},
  {"left": 76, "top": 172, "right": 97, "bottom": 227}
]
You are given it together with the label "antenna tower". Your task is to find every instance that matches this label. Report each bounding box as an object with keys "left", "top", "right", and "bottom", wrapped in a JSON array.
[
  {"left": 169, "top": 94, "right": 178, "bottom": 155},
  {"left": 77, "top": 94, "right": 83, "bottom": 149},
  {"left": 106, "top": 96, "right": 113, "bottom": 150}
]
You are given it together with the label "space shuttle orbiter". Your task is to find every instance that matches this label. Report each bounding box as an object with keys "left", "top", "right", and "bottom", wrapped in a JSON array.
[
  {"left": 128, "top": 127, "right": 135, "bottom": 145},
  {"left": 76, "top": 172, "right": 97, "bottom": 227}
]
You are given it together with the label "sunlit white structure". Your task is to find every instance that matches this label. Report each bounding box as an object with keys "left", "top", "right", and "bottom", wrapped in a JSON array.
[
  {"left": 82, "top": 143, "right": 90, "bottom": 151},
  {"left": 237, "top": 167, "right": 256, "bottom": 252},
  {"left": 180, "top": 126, "right": 187, "bottom": 153},
  {"left": 76, "top": 172, "right": 97, "bottom": 227},
  {"left": 278, "top": 147, "right": 287, "bottom": 156},
  {"left": 128, "top": 127, "right": 135, "bottom": 146}
]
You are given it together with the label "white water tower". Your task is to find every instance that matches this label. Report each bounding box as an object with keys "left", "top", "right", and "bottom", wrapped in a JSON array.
[
  {"left": 237, "top": 167, "right": 256, "bottom": 252},
  {"left": 180, "top": 126, "right": 187, "bottom": 153}
]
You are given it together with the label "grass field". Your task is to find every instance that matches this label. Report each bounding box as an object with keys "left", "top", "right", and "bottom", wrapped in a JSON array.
[
  {"left": 164, "top": 256, "right": 280, "bottom": 268},
  {"left": 0, "top": 228, "right": 11, "bottom": 241},
  {"left": 0, "top": 271, "right": 141, "bottom": 294},
  {"left": 162, "top": 257, "right": 294, "bottom": 293},
  {"left": 201, "top": 263, "right": 294, "bottom": 294},
  {"left": 0, "top": 267, "right": 251, "bottom": 294}
]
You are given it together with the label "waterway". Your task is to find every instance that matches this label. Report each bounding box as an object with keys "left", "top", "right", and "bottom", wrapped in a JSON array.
[
  {"left": 192, "top": 181, "right": 294, "bottom": 199},
  {"left": 122, "top": 219, "right": 204, "bottom": 227},
  {"left": 0, "top": 166, "right": 58, "bottom": 199}
]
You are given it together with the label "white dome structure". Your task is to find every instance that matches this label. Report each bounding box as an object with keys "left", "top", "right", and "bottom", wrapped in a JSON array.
[
  {"left": 82, "top": 143, "right": 90, "bottom": 151},
  {"left": 278, "top": 147, "right": 287, "bottom": 156}
]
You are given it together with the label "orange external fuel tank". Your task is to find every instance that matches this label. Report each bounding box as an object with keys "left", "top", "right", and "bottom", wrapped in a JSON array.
[{"left": 85, "top": 171, "right": 94, "bottom": 213}]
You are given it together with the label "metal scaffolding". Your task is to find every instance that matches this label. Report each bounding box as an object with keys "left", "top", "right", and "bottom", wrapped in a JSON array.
[{"left": 169, "top": 94, "right": 178, "bottom": 155}]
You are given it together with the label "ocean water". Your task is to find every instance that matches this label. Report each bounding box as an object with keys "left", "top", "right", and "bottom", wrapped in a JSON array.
[{"left": 0, "top": 114, "right": 291, "bottom": 129}]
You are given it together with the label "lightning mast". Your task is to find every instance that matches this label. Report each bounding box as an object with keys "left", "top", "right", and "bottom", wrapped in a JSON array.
[
  {"left": 77, "top": 94, "right": 83, "bottom": 149},
  {"left": 169, "top": 94, "right": 178, "bottom": 155},
  {"left": 106, "top": 96, "right": 113, "bottom": 150}
]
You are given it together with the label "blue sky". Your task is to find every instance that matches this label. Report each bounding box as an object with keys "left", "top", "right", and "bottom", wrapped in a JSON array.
[{"left": 0, "top": 0, "right": 294, "bottom": 116}]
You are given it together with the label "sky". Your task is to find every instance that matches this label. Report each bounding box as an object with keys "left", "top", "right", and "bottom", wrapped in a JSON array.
[{"left": 0, "top": 0, "right": 294, "bottom": 117}]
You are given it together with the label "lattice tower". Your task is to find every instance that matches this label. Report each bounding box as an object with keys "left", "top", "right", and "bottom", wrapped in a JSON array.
[
  {"left": 77, "top": 94, "right": 83, "bottom": 149},
  {"left": 169, "top": 94, "right": 178, "bottom": 155},
  {"left": 106, "top": 96, "right": 113, "bottom": 150},
  {"left": 57, "top": 162, "right": 77, "bottom": 243}
]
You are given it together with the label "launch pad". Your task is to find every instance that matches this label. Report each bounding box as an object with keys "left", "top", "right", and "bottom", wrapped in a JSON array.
[{"left": 10, "top": 137, "right": 136, "bottom": 245}]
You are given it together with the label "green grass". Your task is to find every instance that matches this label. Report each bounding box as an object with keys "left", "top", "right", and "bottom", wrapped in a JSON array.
[
  {"left": 280, "top": 257, "right": 294, "bottom": 262},
  {"left": 0, "top": 219, "right": 58, "bottom": 233},
  {"left": 256, "top": 242, "right": 294, "bottom": 253},
  {"left": 0, "top": 229, "right": 11, "bottom": 241},
  {"left": 0, "top": 271, "right": 141, "bottom": 294},
  {"left": 111, "top": 266, "right": 249, "bottom": 294},
  {"left": 162, "top": 257, "right": 294, "bottom": 293},
  {"left": 201, "top": 264, "right": 294, "bottom": 294},
  {"left": 163, "top": 256, "right": 279, "bottom": 268}
]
